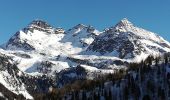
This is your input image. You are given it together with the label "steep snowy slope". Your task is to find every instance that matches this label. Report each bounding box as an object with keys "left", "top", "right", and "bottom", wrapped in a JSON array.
[
  {"left": 87, "top": 18, "right": 170, "bottom": 61},
  {"left": 6, "top": 20, "right": 100, "bottom": 55},
  {"left": 0, "top": 53, "right": 33, "bottom": 99},
  {"left": 62, "top": 24, "right": 100, "bottom": 48},
  {"left": 6, "top": 20, "right": 65, "bottom": 54}
]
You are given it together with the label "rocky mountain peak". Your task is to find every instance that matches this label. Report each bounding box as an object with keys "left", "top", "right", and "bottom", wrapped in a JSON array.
[
  {"left": 23, "top": 19, "right": 54, "bottom": 34},
  {"left": 115, "top": 18, "right": 133, "bottom": 27},
  {"left": 73, "top": 24, "right": 87, "bottom": 29},
  {"left": 28, "top": 19, "right": 52, "bottom": 29},
  {"left": 103, "top": 18, "right": 134, "bottom": 34}
]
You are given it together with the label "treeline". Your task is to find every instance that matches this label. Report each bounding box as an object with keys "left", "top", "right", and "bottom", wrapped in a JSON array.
[{"left": 33, "top": 69, "right": 127, "bottom": 100}]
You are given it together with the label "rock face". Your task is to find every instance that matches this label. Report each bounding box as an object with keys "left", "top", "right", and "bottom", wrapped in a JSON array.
[
  {"left": 6, "top": 31, "right": 36, "bottom": 50},
  {"left": 0, "top": 53, "right": 33, "bottom": 99},
  {"left": 27, "top": 20, "right": 53, "bottom": 33},
  {"left": 87, "top": 18, "right": 170, "bottom": 59}
]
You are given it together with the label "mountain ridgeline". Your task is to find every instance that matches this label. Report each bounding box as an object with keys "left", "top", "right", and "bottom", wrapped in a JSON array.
[{"left": 0, "top": 18, "right": 170, "bottom": 99}]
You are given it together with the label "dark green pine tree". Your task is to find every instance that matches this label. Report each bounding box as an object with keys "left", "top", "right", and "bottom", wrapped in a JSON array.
[
  {"left": 160, "top": 89, "right": 165, "bottom": 100},
  {"left": 164, "top": 53, "right": 169, "bottom": 65},
  {"left": 142, "top": 95, "right": 151, "bottom": 100},
  {"left": 82, "top": 91, "right": 87, "bottom": 100},
  {"left": 108, "top": 88, "right": 112, "bottom": 100},
  {"left": 123, "top": 86, "right": 129, "bottom": 100}
]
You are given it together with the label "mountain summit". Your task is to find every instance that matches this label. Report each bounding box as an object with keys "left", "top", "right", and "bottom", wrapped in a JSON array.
[
  {"left": 115, "top": 18, "right": 133, "bottom": 27},
  {"left": 29, "top": 19, "right": 52, "bottom": 29}
]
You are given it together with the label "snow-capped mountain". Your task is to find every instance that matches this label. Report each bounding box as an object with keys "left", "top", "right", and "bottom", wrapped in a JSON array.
[
  {"left": 6, "top": 20, "right": 65, "bottom": 51},
  {"left": 0, "top": 18, "right": 170, "bottom": 99},
  {"left": 3, "top": 18, "right": 170, "bottom": 77},
  {"left": 3, "top": 20, "right": 102, "bottom": 75},
  {"left": 87, "top": 18, "right": 170, "bottom": 61}
]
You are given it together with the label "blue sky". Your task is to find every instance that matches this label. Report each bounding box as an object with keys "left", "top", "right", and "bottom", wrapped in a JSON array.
[{"left": 0, "top": 0, "right": 170, "bottom": 44}]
